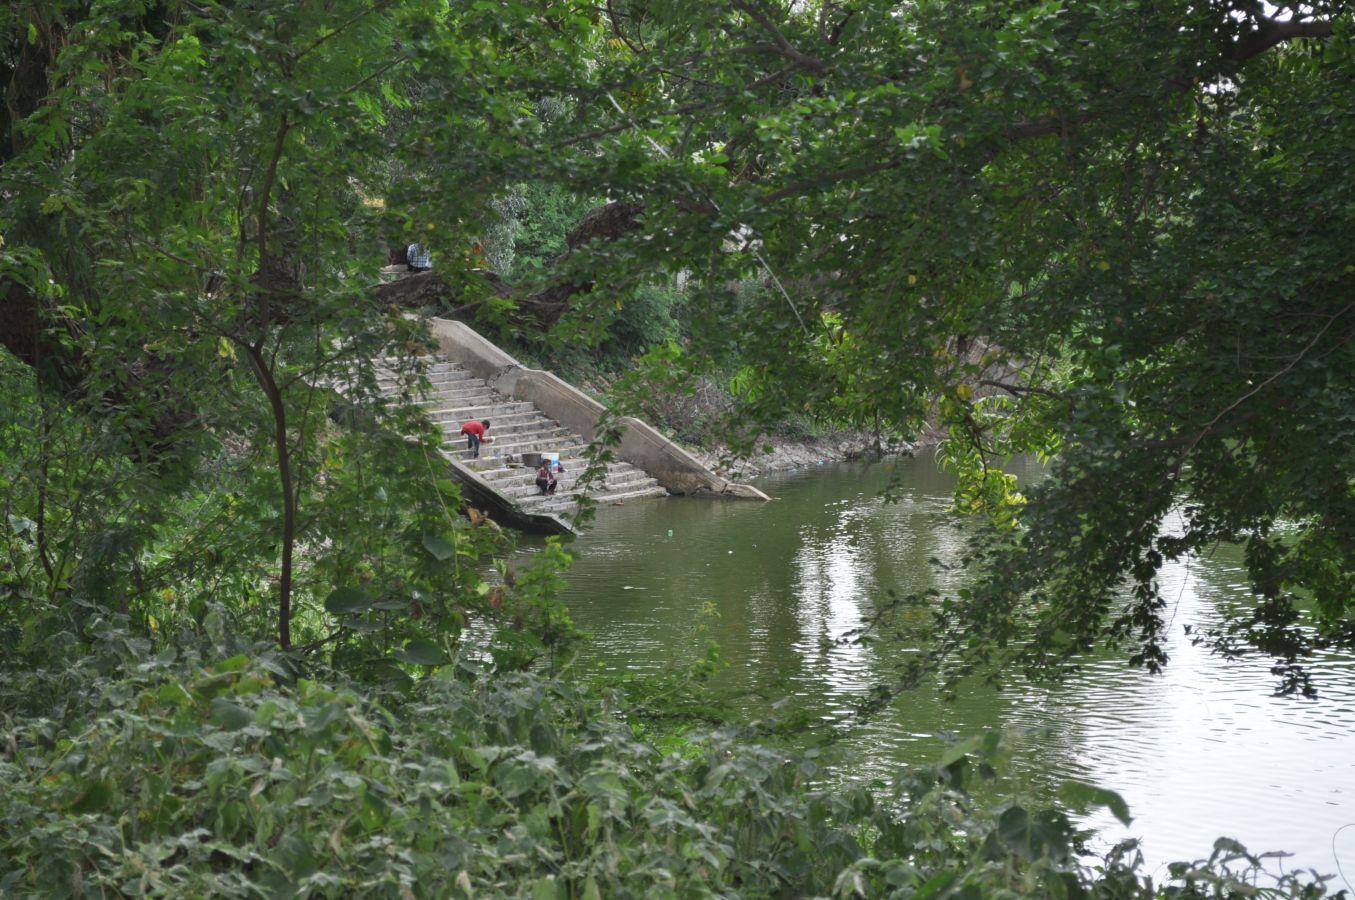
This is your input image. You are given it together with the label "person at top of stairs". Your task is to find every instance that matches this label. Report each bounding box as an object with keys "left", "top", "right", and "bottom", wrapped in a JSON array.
[
  {"left": 406, "top": 241, "right": 432, "bottom": 272},
  {"left": 460, "top": 419, "right": 491, "bottom": 458}
]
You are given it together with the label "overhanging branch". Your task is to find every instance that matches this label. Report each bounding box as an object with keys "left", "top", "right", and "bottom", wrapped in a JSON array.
[{"left": 1233, "top": 17, "right": 1335, "bottom": 61}]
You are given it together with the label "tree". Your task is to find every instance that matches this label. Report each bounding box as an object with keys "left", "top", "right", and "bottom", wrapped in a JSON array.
[
  {"left": 5, "top": 0, "right": 1352, "bottom": 683},
  {"left": 499, "top": 0, "right": 1355, "bottom": 690},
  {"left": 0, "top": 0, "right": 581, "bottom": 650},
  {"left": 3, "top": 2, "right": 1352, "bottom": 893}
]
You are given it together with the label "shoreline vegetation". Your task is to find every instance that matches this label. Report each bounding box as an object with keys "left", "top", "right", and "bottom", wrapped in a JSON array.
[
  {"left": 0, "top": 626, "right": 1333, "bottom": 898},
  {"left": 527, "top": 354, "right": 922, "bottom": 479}
]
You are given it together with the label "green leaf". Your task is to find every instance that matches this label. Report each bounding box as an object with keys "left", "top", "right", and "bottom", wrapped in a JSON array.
[
  {"left": 1059, "top": 780, "right": 1132, "bottom": 826},
  {"left": 325, "top": 586, "right": 372, "bottom": 616},
  {"left": 69, "top": 778, "right": 113, "bottom": 813},
  {"left": 936, "top": 734, "right": 985, "bottom": 768},
  {"left": 422, "top": 533, "right": 454, "bottom": 561},
  {"left": 530, "top": 876, "right": 563, "bottom": 900},
  {"left": 209, "top": 697, "right": 254, "bottom": 731},
  {"left": 214, "top": 654, "right": 251, "bottom": 673},
  {"left": 154, "top": 681, "right": 193, "bottom": 707},
  {"left": 912, "top": 871, "right": 957, "bottom": 900},
  {"left": 393, "top": 638, "right": 447, "bottom": 666}
]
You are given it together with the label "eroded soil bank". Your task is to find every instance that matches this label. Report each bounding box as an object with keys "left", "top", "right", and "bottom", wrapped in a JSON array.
[{"left": 697, "top": 431, "right": 918, "bottom": 479}]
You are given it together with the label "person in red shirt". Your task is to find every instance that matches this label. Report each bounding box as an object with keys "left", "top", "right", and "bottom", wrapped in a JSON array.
[{"left": 460, "top": 419, "right": 490, "bottom": 458}]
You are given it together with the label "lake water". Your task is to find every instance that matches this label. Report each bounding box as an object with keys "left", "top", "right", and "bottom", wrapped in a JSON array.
[{"left": 531, "top": 454, "right": 1355, "bottom": 879}]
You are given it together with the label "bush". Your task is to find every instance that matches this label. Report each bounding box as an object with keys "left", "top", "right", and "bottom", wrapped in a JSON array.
[
  {"left": 0, "top": 631, "right": 1334, "bottom": 898},
  {"left": 605, "top": 283, "right": 685, "bottom": 359},
  {"left": 0, "top": 642, "right": 874, "bottom": 897}
]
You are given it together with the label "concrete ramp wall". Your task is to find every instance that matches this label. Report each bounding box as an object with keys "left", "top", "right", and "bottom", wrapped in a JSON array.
[{"left": 428, "top": 318, "right": 769, "bottom": 501}]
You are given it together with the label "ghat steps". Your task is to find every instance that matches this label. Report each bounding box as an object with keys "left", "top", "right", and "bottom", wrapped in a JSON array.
[
  {"left": 377, "top": 360, "right": 668, "bottom": 516},
  {"left": 367, "top": 316, "right": 767, "bottom": 533}
]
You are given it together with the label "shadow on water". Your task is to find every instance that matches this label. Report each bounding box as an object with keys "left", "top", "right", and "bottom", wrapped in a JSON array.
[{"left": 520, "top": 452, "right": 1355, "bottom": 874}]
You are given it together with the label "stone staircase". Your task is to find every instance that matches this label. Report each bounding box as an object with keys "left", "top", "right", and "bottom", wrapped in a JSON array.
[{"left": 377, "top": 359, "right": 668, "bottom": 515}]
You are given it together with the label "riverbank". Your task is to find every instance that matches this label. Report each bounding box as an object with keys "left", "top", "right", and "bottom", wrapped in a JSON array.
[
  {"left": 513, "top": 345, "right": 928, "bottom": 478},
  {"left": 537, "top": 356, "right": 923, "bottom": 479},
  {"left": 695, "top": 431, "right": 918, "bottom": 479}
]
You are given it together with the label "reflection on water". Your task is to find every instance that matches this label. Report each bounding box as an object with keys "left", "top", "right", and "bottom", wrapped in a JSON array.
[
  {"left": 530, "top": 454, "right": 1355, "bottom": 874},
  {"left": 790, "top": 502, "right": 874, "bottom": 710}
]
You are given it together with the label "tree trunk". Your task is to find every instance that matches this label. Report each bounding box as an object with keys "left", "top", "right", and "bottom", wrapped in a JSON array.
[
  {"left": 247, "top": 347, "right": 295, "bottom": 651},
  {"left": 35, "top": 380, "right": 54, "bottom": 586}
]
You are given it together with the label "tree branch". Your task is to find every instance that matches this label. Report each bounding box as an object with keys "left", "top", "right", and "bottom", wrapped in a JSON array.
[
  {"left": 1233, "top": 16, "right": 1335, "bottom": 61},
  {"left": 339, "top": 56, "right": 407, "bottom": 97},
  {"left": 254, "top": 116, "right": 291, "bottom": 340},
  {"left": 1143, "top": 304, "right": 1353, "bottom": 452},
  {"left": 728, "top": 0, "right": 830, "bottom": 74},
  {"left": 604, "top": 0, "right": 645, "bottom": 54},
  {"left": 1004, "top": 17, "right": 1336, "bottom": 145},
  {"left": 977, "top": 379, "right": 1066, "bottom": 400},
  {"left": 555, "top": 63, "right": 798, "bottom": 148},
  {"left": 759, "top": 158, "right": 901, "bottom": 203},
  {"left": 1183, "top": 303, "right": 1354, "bottom": 453},
  {"left": 292, "top": 0, "right": 396, "bottom": 63}
]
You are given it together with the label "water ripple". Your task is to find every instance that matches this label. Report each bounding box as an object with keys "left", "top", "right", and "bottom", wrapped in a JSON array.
[{"left": 529, "top": 458, "right": 1355, "bottom": 874}]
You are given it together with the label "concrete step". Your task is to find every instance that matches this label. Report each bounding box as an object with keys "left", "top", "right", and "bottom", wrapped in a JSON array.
[
  {"left": 434, "top": 410, "right": 556, "bottom": 431},
  {"left": 507, "top": 482, "right": 662, "bottom": 506},
  {"left": 444, "top": 424, "right": 573, "bottom": 447},
  {"left": 376, "top": 354, "right": 458, "bottom": 367},
  {"left": 422, "top": 387, "right": 498, "bottom": 406},
  {"left": 469, "top": 446, "right": 637, "bottom": 474},
  {"left": 507, "top": 464, "right": 657, "bottom": 489},
  {"left": 448, "top": 448, "right": 585, "bottom": 471},
  {"left": 468, "top": 435, "right": 588, "bottom": 454},
  {"left": 375, "top": 361, "right": 463, "bottom": 377},
  {"left": 439, "top": 412, "right": 555, "bottom": 433},
  {"left": 372, "top": 354, "right": 443, "bottom": 367},
  {"left": 377, "top": 366, "right": 475, "bottom": 385},
  {"left": 377, "top": 374, "right": 481, "bottom": 396},
  {"left": 494, "top": 469, "right": 656, "bottom": 500},
  {"left": 426, "top": 401, "right": 537, "bottom": 421},
  {"left": 478, "top": 459, "right": 581, "bottom": 482},
  {"left": 447, "top": 441, "right": 577, "bottom": 463},
  {"left": 373, "top": 351, "right": 679, "bottom": 520},
  {"left": 423, "top": 378, "right": 494, "bottom": 395},
  {"left": 524, "top": 485, "right": 668, "bottom": 512},
  {"left": 438, "top": 418, "right": 562, "bottom": 443},
  {"left": 450, "top": 439, "right": 590, "bottom": 462}
]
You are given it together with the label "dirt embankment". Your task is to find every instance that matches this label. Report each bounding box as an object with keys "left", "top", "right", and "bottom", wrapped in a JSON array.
[{"left": 695, "top": 431, "right": 920, "bottom": 480}]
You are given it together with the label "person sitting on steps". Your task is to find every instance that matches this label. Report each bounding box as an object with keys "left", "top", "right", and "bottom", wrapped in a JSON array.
[
  {"left": 460, "top": 419, "right": 490, "bottom": 458},
  {"left": 406, "top": 241, "right": 432, "bottom": 272},
  {"left": 535, "top": 459, "right": 562, "bottom": 495}
]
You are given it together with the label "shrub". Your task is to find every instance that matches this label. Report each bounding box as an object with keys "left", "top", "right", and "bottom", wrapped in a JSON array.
[{"left": 0, "top": 633, "right": 1334, "bottom": 898}]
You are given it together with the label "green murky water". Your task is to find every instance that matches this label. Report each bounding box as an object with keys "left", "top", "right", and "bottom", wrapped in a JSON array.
[{"left": 529, "top": 454, "right": 1355, "bottom": 876}]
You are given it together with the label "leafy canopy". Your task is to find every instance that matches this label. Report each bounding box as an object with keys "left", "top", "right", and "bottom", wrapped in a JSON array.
[{"left": 500, "top": 0, "right": 1355, "bottom": 689}]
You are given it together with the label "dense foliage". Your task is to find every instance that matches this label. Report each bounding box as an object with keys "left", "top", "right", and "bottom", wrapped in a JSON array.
[
  {"left": 0, "top": 622, "right": 1336, "bottom": 897},
  {"left": 3, "top": 0, "right": 1353, "bottom": 895},
  {"left": 472, "top": 0, "right": 1355, "bottom": 690}
]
